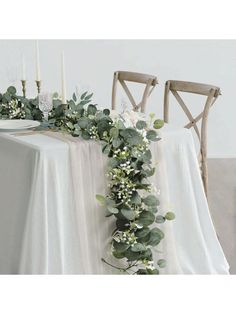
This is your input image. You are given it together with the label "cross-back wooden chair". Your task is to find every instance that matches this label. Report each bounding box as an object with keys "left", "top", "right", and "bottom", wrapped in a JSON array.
[
  {"left": 163, "top": 80, "right": 221, "bottom": 198},
  {"left": 111, "top": 71, "right": 158, "bottom": 113}
]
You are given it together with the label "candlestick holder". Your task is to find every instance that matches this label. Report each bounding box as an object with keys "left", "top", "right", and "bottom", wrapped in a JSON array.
[
  {"left": 21, "top": 80, "right": 26, "bottom": 97},
  {"left": 35, "top": 80, "right": 41, "bottom": 94},
  {"left": 62, "top": 103, "right": 68, "bottom": 111}
]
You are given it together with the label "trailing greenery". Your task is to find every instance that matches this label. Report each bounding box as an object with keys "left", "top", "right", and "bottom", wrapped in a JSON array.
[{"left": 0, "top": 86, "right": 175, "bottom": 275}]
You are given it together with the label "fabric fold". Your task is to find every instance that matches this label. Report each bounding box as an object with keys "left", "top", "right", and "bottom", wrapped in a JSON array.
[{"left": 0, "top": 127, "right": 229, "bottom": 274}]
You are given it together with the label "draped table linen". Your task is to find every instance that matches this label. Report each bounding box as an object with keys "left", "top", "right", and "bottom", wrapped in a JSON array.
[{"left": 0, "top": 125, "right": 229, "bottom": 274}]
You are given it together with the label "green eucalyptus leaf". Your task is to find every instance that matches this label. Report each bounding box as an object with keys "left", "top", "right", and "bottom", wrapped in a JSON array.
[
  {"left": 142, "top": 149, "right": 152, "bottom": 163},
  {"left": 153, "top": 119, "right": 164, "bottom": 129},
  {"left": 136, "top": 120, "right": 147, "bottom": 130},
  {"left": 106, "top": 198, "right": 116, "bottom": 208},
  {"left": 96, "top": 194, "right": 106, "bottom": 205},
  {"left": 30, "top": 99, "right": 38, "bottom": 107},
  {"left": 77, "top": 117, "right": 89, "bottom": 129},
  {"left": 113, "top": 241, "right": 130, "bottom": 253},
  {"left": 72, "top": 93, "right": 77, "bottom": 102},
  {"left": 53, "top": 99, "right": 62, "bottom": 108},
  {"left": 81, "top": 91, "right": 87, "bottom": 100},
  {"left": 140, "top": 248, "right": 153, "bottom": 260},
  {"left": 108, "top": 207, "right": 119, "bottom": 214},
  {"left": 137, "top": 211, "right": 155, "bottom": 227},
  {"left": 85, "top": 93, "right": 93, "bottom": 100},
  {"left": 53, "top": 92, "right": 59, "bottom": 98},
  {"left": 68, "top": 99, "right": 76, "bottom": 107},
  {"left": 124, "top": 248, "right": 141, "bottom": 261},
  {"left": 136, "top": 269, "right": 148, "bottom": 275},
  {"left": 116, "top": 219, "right": 128, "bottom": 231},
  {"left": 121, "top": 209, "right": 136, "bottom": 221},
  {"left": 148, "top": 206, "right": 158, "bottom": 213},
  {"left": 54, "top": 104, "right": 64, "bottom": 117},
  {"left": 141, "top": 167, "right": 155, "bottom": 177},
  {"left": 81, "top": 130, "right": 90, "bottom": 140},
  {"left": 108, "top": 158, "right": 119, "bottom": 168},
  {"left": 147, "top": 227, "right": 164, "bottom": 246},
  {"left": 95, "top": 111, "right": 104, "bottom": 120},
  {"left": 7, "top": 86, "right": 16, "bottom": 95},
  {"left": 2, "top": 93, "right": 11, "bottom": 102},
  {"left": 110, "top": 127, "right": 119, "bottom": 138},
  {"left": 157, "top": 259, "right": 166, "bottom": 268},
  {"left": 73, "top": 129, "right": 81, "bottom": 136},
  {"left": 87, "top": 104, "right": 97, "bottom": 115},
  {"left": 117, "top": 120, "right": 125, "bottom": 129},
  {"left": 103, "top": 109, "right": 110, "bottom": 116},
  {"left": 147, "top": 269, "right": 159, "bottom": 275},
  {"left": 105, "top": 211, "right": 113, "bottom": 217},
  {"left": 130, "top": 191, "right": 141, "bottom": 205},
  {"left": 79, "top": 100, "right": 91, "bottom": 106},
  {"left": 97, "top": 119, "right": 111, "bottom": 137},
  {"left": 112, "top": 251, "right": 125, "bottom": 259},
  {"left": 112, "top": 138, "right": 123, "bottom": 148},
  {"left": 87, "top": 120, "right": 96, "bottom": 131},
  {"left": 146, "top": 129, "right": 158, "bottom": 141},
  {"left": 143, "top": 195, "right": 159, "bottom": 207},
  {"left": 149, "top": 112, "right": 155, "bottom": 119},
  {"left": 131, "top": 243, "right": 146, "bottom": 252},
  {"left": 156, "top": 215, "right": 166, "bottom": 223},
  {"left": 135, "top": 227, "right": 150, "bottom": 238},
  {"left": 102, "top": 144, "right": 110, "bottom": 154},
  {"left": 165, "top": 212, "right": 175, "bottom": 220},
  {"left": 66, "top": 122, "right": 74, "bottom": 129},
  {"left": 120, "top": 128, "right": 142, "bottom": 146}
]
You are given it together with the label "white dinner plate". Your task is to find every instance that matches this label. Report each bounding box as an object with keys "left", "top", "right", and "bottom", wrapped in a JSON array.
[{"left": 0, "top": 119, "right": 40, "bottom": 131}]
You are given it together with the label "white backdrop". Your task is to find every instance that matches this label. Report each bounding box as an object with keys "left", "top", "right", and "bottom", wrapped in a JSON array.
[{"left": 0, "top": 40, "right": 235, "bottom": 157}]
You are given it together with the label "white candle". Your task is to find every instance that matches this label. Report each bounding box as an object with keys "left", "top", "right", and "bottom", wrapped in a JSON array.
[
  {"left": 36, "top": 41, "right": 41, "bottom": 81},
  {"left": 61, "top": 52, "right": 67, "bottom": 104},
  {"left": 22, "top": 54, "right": 26, "bottom": 80}
]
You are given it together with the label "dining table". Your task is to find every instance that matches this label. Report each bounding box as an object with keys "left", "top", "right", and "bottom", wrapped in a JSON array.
[{"left": 0, "top": 123, "right": 229, "bottom": 274}]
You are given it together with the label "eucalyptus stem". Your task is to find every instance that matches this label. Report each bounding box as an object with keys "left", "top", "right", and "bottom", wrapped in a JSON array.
[
  {"left": 101, "top": 258, "right": 138, "bottom": 274},
  {"left": 101, "top": 258, "right": 129, "bottom": 273}
]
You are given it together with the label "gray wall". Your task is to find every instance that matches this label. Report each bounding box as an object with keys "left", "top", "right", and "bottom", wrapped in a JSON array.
[{"left": 0, "top": 40, "right": 236, "bottom": 157}]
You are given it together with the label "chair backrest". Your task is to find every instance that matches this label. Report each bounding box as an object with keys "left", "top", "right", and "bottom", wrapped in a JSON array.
[
  {"left": 163, "top": 80, "right": 221, "bottom": 196},
  {"left": 111, "top": 71, "right": 158, "bottom": 113}
]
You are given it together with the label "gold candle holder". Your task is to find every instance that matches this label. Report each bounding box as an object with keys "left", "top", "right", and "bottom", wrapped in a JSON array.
[
  {"left": 35, "top": 80, "right": 41, "bottom": 94},
  {"left": 21, "top": 80, "right": 26, "bottom": 97}
]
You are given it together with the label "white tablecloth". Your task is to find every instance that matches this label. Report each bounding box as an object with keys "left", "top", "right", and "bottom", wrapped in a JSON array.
[{"left": 0, "top": 125, "right": 229, "bottom": 274}]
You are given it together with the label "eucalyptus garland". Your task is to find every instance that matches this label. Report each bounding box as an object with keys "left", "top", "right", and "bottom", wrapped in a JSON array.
[{"left": 0, "top": 86, "right": 175, "bottom": 275}]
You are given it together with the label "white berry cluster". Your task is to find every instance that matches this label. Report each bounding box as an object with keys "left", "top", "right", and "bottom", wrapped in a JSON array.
[
  {"left": 142, "top": 260, "right": 155, "bottom": 270},
  {"left": 113, "top": 230, "right": 138, "bottom": 246},
  {"left": 113, "top": 146, "right": 129, "bottom": 158},
  {"left": 108, "top": 166, "right": 137, "bottom": 203},
  {"left": 88, "top": 125, "right": 99, "bottom": 139},
  {"left": 7, "top": 99, "right": 25, "bottom": 119}
]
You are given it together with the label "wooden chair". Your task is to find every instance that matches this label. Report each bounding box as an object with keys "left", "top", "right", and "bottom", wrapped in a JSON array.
[
  {"left": 111, "top": 71, "right": 158, "bottom": 113},
  {"left": 163, "top": 80, "right": 221, "bottom": 198}
]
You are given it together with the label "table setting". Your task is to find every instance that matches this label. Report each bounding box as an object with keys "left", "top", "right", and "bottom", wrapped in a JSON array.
[
  {"left": 0, "top": 90, "right": 229, "bottom": 274},
  {"left": 0, "top": 43, "right": 229, "bottom": 275}
]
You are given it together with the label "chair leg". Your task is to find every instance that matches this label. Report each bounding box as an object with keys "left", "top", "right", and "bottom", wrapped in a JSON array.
[
  {"left": 201, "top": 157, "right": 208, "bottom": 199},
  {"left": 111, "top": 72, "right": 119, "bottom": 110},
  {"left": 201, "top": 157, "right": 221, "bottom": 239}
]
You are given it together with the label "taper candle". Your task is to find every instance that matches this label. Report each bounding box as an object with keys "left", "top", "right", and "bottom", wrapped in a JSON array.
[
  {"left": 61, "top": 52, "right": 67, "bottom": 104},
  {"left": 22, "top": 54, "right": 26, "bottom": 80},
  {"left": 36, "top": 41, "right": 41, "bottom": 81}
]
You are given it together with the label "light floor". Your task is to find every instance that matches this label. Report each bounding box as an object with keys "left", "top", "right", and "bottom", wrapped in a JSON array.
[{"left": 208, "top": 159, "right": 236, "bottom": 274}]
